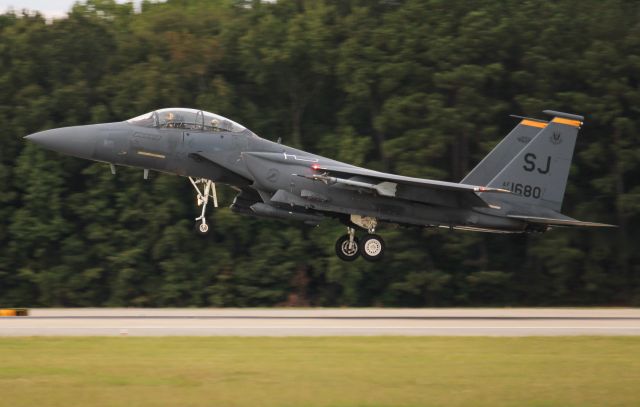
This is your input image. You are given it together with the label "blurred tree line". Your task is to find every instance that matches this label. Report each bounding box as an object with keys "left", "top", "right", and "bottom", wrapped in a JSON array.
[{"left": 0, "top": 0, "right": 638, "bottom": 307}]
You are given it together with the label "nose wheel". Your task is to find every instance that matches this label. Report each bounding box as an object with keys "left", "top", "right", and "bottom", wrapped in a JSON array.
[
  {"left": 195, "top": 221, "right": 210, "bottom": 235},
  {"left": 189, "top": 177, "right": 218, "bottom": 235}
]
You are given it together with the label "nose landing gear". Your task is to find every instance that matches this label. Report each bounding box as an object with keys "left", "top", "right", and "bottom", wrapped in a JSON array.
[{"left": 189, "top": 177, "right": 218, "bottom": 235}]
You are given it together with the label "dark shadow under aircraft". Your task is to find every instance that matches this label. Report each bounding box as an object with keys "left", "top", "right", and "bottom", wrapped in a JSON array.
[{"left": 25, "top": 109, "right": 614, "bottom": 261}]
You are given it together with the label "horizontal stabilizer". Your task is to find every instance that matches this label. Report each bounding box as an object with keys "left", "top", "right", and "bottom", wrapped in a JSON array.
[{"left": 507, "top": 214, "right": 616, "bottom": 228}]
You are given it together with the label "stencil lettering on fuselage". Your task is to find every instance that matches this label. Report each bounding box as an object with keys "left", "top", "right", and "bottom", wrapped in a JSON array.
[{"left": 283, "top": 152, "right": 319, "bottom": 163}]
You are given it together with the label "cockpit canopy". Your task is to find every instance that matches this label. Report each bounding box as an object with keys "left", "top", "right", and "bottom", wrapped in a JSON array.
[{"left": 127, "top": 108, "right": 247, "bottom": 133}]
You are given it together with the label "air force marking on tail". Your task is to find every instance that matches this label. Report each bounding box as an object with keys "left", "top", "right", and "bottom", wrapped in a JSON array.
[{"left": 523, "top": 154, "right": 551, "bottom": 174}]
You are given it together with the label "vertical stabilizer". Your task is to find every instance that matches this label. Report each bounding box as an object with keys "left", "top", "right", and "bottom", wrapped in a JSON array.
[
  {"left": 481, "top": 111, "right": 583, "bottom": 213},
  {"left": 462, "top": 118, "right": 547, "bottom": 186}
]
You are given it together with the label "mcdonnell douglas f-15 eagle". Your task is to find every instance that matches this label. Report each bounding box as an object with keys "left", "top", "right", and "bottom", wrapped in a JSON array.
[{"left": 25, "top": 108, "right": 613, "bottom": 261}]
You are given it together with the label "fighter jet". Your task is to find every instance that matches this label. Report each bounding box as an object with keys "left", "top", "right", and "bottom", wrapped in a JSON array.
[{"left": 25, "top": 108, "right": 614, "bottom": 261}]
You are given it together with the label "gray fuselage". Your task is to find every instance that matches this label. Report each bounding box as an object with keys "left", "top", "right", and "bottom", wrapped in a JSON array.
[{"left": 27, "top": 119, "right": 525, "bottom": 232}]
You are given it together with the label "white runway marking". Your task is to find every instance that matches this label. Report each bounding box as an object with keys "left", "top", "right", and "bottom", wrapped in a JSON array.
[{"left": 1, "top": 308, "right": 639, "bottom": 336}]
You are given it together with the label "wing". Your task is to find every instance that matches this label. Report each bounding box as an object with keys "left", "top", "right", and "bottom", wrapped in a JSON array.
[
  {"left": 307, "top": 164, "right": 510, "bottom": 208},
  {"left": 507, "top": 214, "right": 616, "bottom": 228}
]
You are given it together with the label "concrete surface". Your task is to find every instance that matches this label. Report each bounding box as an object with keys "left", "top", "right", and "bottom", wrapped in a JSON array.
[{"left": 1, "top": 308, "right": 639, "bottom": 336}]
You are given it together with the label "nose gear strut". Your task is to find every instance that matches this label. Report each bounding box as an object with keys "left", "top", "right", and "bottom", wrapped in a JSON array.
[{"left": 189, "top": 177, "right": 218, "bottom": 234}]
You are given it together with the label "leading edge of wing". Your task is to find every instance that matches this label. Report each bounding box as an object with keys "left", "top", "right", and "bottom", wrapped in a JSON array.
[{"left": 314, "top": 164, "right": 512, "bottom": 195}]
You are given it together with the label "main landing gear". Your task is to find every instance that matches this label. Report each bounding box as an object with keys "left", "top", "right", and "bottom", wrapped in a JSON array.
[
  {"left": 335, "top": 227, "right": 360, "bottom": 261},
  {"left": 359, "top": 233, "right": 385, "bottom": 261},
  {"left": 189, "top": 177, "right": 218, "bottom": 235},
  {"left": 335, "top": 217, "right": 386, "bottom": 262}
]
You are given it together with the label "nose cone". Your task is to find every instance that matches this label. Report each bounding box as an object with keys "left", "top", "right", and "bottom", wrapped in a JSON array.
[{"left": 25, "top": 125, "right": 97, "bottom": 159}]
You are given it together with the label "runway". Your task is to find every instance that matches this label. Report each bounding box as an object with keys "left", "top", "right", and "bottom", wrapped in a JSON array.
[{"left": 1, "top": 308, "right": 639, "bottom": 336}]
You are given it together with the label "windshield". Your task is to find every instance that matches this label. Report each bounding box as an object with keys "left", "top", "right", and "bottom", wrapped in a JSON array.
[{"left": 127, "top": 108, "right": 246, "bottom": 133}]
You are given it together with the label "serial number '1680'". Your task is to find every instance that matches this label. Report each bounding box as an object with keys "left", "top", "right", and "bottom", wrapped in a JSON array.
[{"left": 503, "top": 182, "right": 542, "bottom": 198}]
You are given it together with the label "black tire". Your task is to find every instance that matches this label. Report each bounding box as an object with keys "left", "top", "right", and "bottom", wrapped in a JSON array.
[
  {"left": 335, "top": 234, "right": 360, "bottom": 261},
  {"left": 360, "top": 234, "right": 385, "bottom": 262},
  {"left": 195, "top": 221, "right": 210, "bottom": 235}
]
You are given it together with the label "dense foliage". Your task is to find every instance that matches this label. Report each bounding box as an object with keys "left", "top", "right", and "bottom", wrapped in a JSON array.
[{"left": 0, "top": 0, "right": 638, "bottom": 307}]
